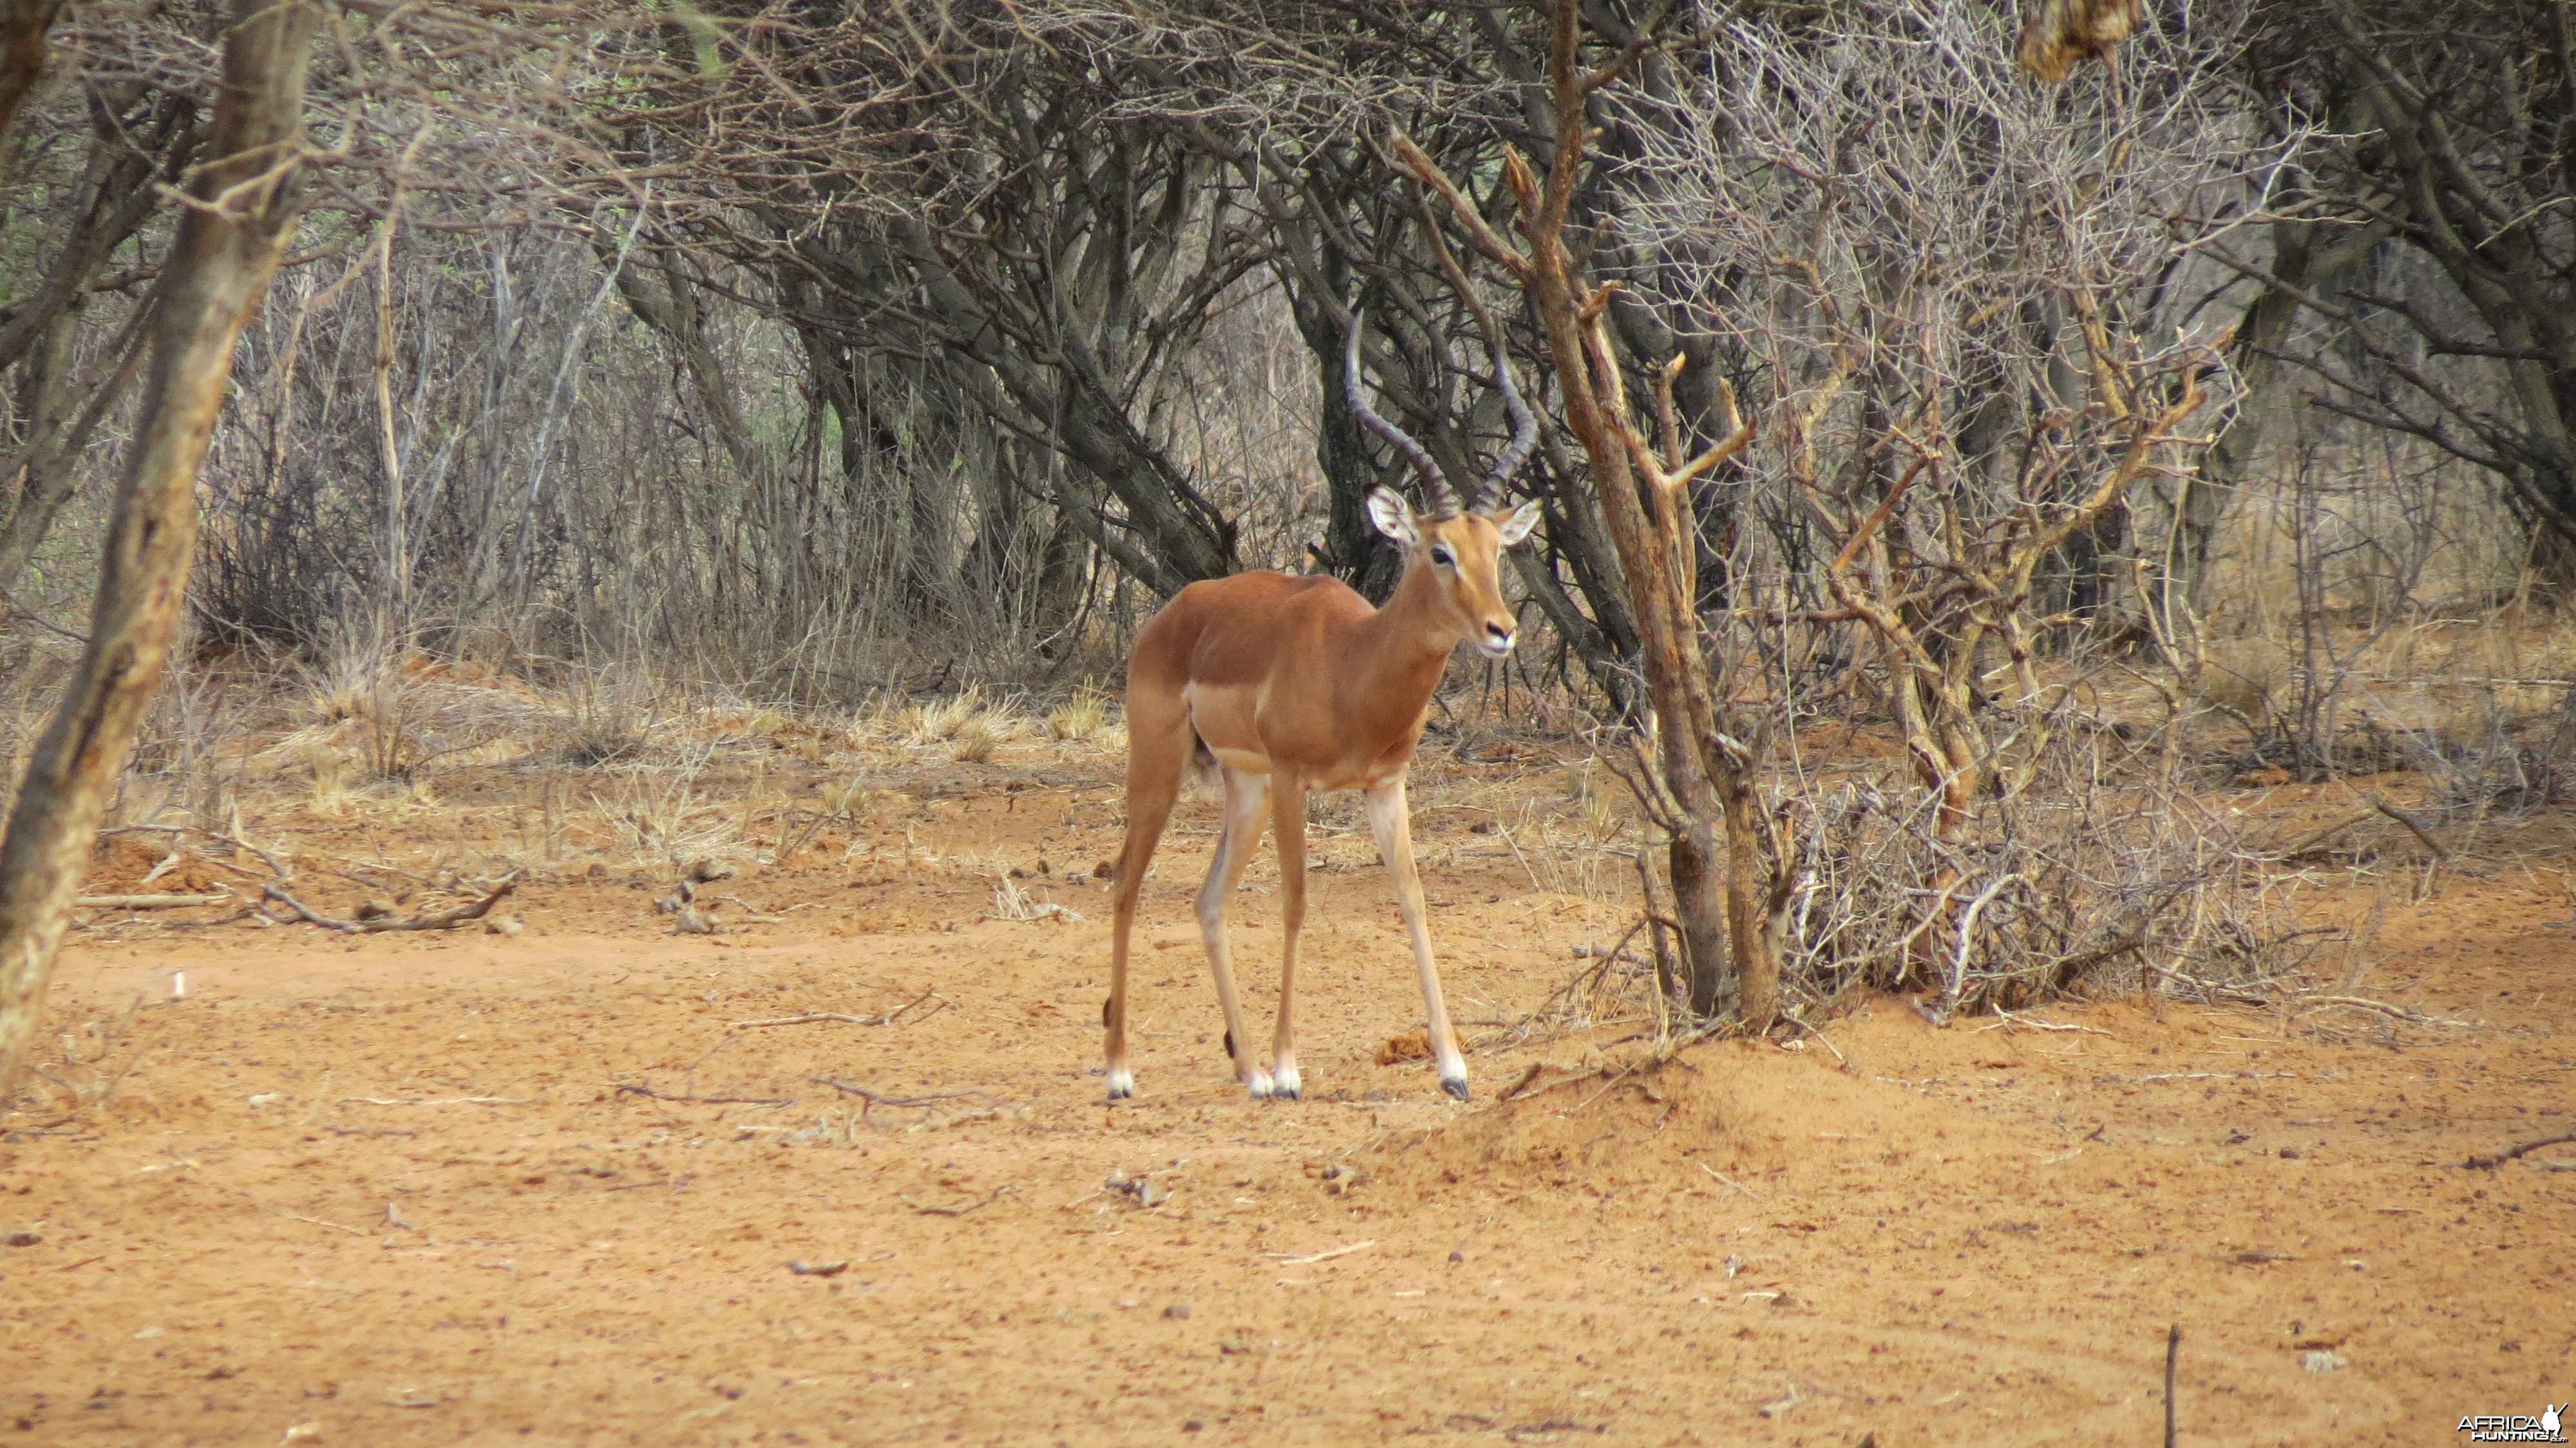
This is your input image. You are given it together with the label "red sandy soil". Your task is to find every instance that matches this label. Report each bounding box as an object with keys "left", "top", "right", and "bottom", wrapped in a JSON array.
[{"left": 1, "top": 747, "right": 2570, "bottom": 1446}]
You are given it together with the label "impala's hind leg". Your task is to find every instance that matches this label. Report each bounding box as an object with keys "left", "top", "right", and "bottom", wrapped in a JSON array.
[
  {"left": 1105, "top": 711, "right": 1191, "bottom": 1101},
  {"left": 1199, "top": 765, "right": 1275, "bottom": 1098},
  {"left": 1269, "top": 772, "right": 1308, "bottom": 1100},
  {"left": 1366, "top": 775, "right": 1469, "bottom": 1100}
]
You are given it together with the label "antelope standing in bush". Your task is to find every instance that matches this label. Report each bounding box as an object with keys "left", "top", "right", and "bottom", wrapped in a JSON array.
[{"left": 1103, "top": 316, "right": 1540, "bottom": 1102}]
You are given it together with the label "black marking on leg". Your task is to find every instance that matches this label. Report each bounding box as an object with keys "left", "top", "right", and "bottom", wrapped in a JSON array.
[
  {"left": 1222, "top": 1029, "right": 1235, "bottom": 1063},
  {"left": 1103, "top": 997, "right": 1112, "bottom": 1028}
]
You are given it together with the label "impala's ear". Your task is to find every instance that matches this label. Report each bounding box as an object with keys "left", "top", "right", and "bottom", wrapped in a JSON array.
[
  {"left": 1492, "top": 498, "right": 1542, "bottom": 546},
  {"left": 1367, "top": 486, "right": 1419, "bottom": 547}
]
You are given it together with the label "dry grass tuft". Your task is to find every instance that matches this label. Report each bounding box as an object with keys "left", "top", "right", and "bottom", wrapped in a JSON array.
[
  {"left": 820, "top": 777, "right": 883, "bottom": 817},
  {"left": 562, "top": 689, "right": 648, "bottom": 767},
  {"left": 900, "top": 688, "right": 988, "bottom": 747},
  {"left": 1047, "top": 692, "right": 1110, "bottom": 743},
  {"left": 303, "top": 744, "right": 352, "bottom": 818},
  {"left": 990, "top": 875, "right": 1083, "bottom": 922},
  {"left": 950, "top": 717, "right": 1000, "bottom": 764},
  {"left": 596, "top": 745, "right": 740, "bottom": 866}
]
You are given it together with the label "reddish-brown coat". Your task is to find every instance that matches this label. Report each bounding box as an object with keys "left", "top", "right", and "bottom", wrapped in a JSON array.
[
  {"left": 1101, "top": 499, "right": 1535, "bottom": 1101},
  {"left": 1126, "top": 510, "right": 1515, "bottom": 792}
]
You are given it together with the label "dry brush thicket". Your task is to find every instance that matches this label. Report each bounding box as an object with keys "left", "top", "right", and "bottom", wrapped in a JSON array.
[{"left": 0, "top": 0, "right": 2570, "bottom": 1051}]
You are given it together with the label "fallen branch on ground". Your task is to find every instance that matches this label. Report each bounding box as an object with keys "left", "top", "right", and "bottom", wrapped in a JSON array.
[
  {"left": 2262, "top": 808, "right": 2378, "bottom": 858},
  {"left": 910, "top": 1185, "right": 1014, "bottom": 1216},
  {"left": 2367, "top": 792, "right": 2450, "bottom": 861},
  {"left": 732, "top": 989, "right": 947, "bottom": 1029},
  {"left": 339, "top": 1095, "right": 532, "bottom": 1106},
  {"left": 2091, "top": 1071, "right": 2296, "bottom": 1085},
  {"left": 2462, "top": 1133, "right": 2576, "bottom": 1171},
  {"left": 77, "top": 894, "right": 231, "bottom": 910},
  {"left": 614, "top": 1083, "right": 796, "bottom": 1107},
  {"left": 1267, "top": 1239, "right": 1373, "bottom": 1265},
  {"left": 811, "top": 1076, "right": 988, "bottom": 1123},
  {"left": 2294, "top": 995, "right": 2460, "bottom": 1025},
  {"left": 263, "top": 872, "right": 520, "bottom": 933},
  {"left": 277, "top": 1211, "right": 369, "bottom": 1236},
  {"left": 1698, "top": 1161, "right": 1756, "bottom": 1199}
]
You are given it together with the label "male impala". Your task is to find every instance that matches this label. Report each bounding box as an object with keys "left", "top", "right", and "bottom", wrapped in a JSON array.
[{"left": 1103, "top": 315, "right": 1539, "bottom": 1102}]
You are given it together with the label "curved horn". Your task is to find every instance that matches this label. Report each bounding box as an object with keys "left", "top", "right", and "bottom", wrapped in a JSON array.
[
  {"left": 1344, "top": 310, "right": 1460, "bottom": 519},
  {"left": 1472, "top": 314, "right": 1537, "bottom": 513}
]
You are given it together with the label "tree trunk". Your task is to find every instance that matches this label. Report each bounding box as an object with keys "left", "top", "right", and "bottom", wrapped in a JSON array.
[
  {"left": 0, "top": 0, "right": 316, "bottom": 1105},
  {"left": 1396, "top": 0, "right": 1782, "bottom": 1029},
  {"left": 2165, "top": 217, "right": 2382, "bottom": 624}
]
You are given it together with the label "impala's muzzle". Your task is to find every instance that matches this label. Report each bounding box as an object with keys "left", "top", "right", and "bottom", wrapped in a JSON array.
[{"left": 1480, "top": 621, "right": 1516, "bottom": 658}]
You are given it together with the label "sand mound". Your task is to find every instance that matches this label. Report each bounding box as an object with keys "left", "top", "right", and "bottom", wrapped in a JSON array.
[{"left": 1378, "top": 1010, "right": 2029, "bottom": 1200}]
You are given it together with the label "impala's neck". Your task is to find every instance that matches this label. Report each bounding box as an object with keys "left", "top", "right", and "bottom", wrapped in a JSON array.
[{"left": 1351, "top": 555, "right": 1464, "bottom": 708}]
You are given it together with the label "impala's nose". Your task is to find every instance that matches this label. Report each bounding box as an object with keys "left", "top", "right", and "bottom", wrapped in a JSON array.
[{"left": 1481, "top": 622, "right": 1515, "bottom": 657}]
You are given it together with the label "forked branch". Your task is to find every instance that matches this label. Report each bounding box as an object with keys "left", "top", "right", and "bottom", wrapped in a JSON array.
[{"left": 262, "top": 872, "right": 521, "bottom": 933}]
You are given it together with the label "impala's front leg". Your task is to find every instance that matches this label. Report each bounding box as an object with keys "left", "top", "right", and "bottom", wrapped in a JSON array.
[
  {"left": 1200, "top": 767, "right": 1275, "bottom": 1098},
  {"left": 1269, "top": 774, "right": 1309, "bottom": 1100},
  {"left": 1365, "top": 776, "right": 1468, "bottom": 1100}
]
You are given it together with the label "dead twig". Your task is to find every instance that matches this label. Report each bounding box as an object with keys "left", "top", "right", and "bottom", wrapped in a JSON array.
[
  {"left": 2366, "top": 792, "right": 2450, "bottom": 861},
  {"left": 1781, "top": 1015, "right": 1848, "bottom": 1065},
  {"left": 277, "top": 1211, "right": 369, "bottom": 1237},
  {"left": 1697, "top": 1161, "right": 1756, "bottom": 1199},
  {"left": 2262, "top": 808, "right": 2378, "bottom": 857},
  {"left": 1496, "top": 1061, "right": 1546, "bottom": 1101},
  {"left": 732, "top": 989, "right": 946, "bottom": 1029},
  {"left": 2164, "top": 1324, "right": 2181, "bottom": 1448},
  {"left": 340, "top": 1095, "right": 533, "bottom": 1106},
  {"left": 2092, "top": 1071, "right": 2295, "bottom": 1085},
  {"left": 76, "top": 894, "right": 230, "bottom": 910},
  {"left": 2461, "top": 1133, "right": 2576, "bottom": 1171},
  {"left": 2293, "top": 994, "right": 2459, "bottom": 1025},
  {"left": 909, "top": 1185, "right": 1014, "bottom": 1217},
  {"left": 1267, "top": 1239, "right": 1373, "bottom": 1266},
  {"left": 1986, "top": 1009, "right": 2115, "bottom": 1036},
  {"left": 613, "top": 1083, "right": 797, "bottom": 1107},
  {"left": 811, "top": 1076, "right": 989, "bottom": 1123}
]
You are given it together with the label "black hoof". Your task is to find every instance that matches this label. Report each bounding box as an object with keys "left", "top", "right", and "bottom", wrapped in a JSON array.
[
  {"left": 1275, "top": 1084, "right": 1301, "bottom": 1101},
  {"left": 1441, "top": 1076, "right": 1471, "bottom": 1102},
  {"left": 1106, "top": 1085, "right": 1132, "bottom": 1101}
]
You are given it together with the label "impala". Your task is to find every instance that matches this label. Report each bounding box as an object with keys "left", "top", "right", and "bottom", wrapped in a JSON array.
[{"left": 1103, "top": 316, "right": 1540, "bottom": 1102}]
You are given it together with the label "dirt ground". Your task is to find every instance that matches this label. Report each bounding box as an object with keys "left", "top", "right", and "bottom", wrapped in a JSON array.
[{"left": 1, "top": 710, "right": 2570, "bottom": 1446}]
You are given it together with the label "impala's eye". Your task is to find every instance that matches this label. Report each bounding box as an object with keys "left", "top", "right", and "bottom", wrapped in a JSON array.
[{"left": 1430, "top": 546, "right": 1455, "bottom": 567}]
